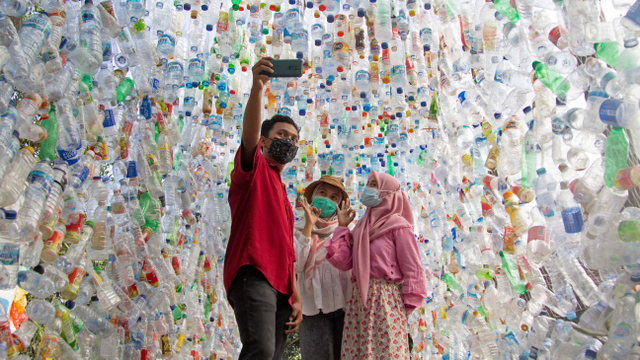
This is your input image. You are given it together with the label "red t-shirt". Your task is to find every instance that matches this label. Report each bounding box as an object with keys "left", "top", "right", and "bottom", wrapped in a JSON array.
[{"left": 224, "top": 144, "right": 296, "bottom": 306}]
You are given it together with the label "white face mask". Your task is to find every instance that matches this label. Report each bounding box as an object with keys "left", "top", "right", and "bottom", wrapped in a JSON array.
[{"left": 360, "top": 187, "right": 382, "bottom": 207}]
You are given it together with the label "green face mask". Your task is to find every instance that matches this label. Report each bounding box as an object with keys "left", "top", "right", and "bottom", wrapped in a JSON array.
[{"left": 311, "top": 196, "right": 338, "bottom": 218}]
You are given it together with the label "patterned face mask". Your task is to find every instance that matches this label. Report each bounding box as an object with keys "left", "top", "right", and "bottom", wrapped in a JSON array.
[{"left": 266, "top": 137, "right": 298, "bottom": 164}]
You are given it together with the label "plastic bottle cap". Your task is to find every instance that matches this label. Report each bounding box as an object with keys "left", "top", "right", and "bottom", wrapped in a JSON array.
[
  {"left": 357, "top": 9, "right": 365, "bottom": 17},
  {"left": 494, "top": 113, "right": 502, "bottom": 119},
  {"left": 536, "top": 168, "right": 546, "bottom": 175},
  {"left": 397, "top": 88, "right": 403, "bottom": 94},
  {"left": 585, "top": 350, "right": 597, "bottom": 360},
  {"left": 183, "top": 3, "right": 191, "bottom": 10},
  {"left": 523, "top": 106, "right": 532, "bottom": 114},
  {"left": 381, "top": 42, "right": 388, "bottom": 49},
  {"left": 306, "top": 1, "right": 313, "bottom": 8},
  {"left": 525, "top": 282, "right": 533, "bottom": 291},
  {"left": 327, "top": 15, "right": 334, "bottom": 23},
  {"left": 3, "top": 210, "right": 16, "bottom": 220},
  {"left": 65, "top": 300, "right": 75, "bottom": 310},
  {"left": 423, "top": 44, "right": 431, "bottom": 51},
  {"left": 33, "top": 265, "right": 44, "bottom": 275}
]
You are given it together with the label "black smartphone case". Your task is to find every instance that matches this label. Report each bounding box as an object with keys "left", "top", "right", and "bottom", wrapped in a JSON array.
[{"left": 260, "top": 59, "right": 304, "bottom": 77}]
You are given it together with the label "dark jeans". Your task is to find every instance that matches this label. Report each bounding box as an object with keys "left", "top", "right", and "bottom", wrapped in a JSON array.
[
  {"left": 228, "top": 266, "right": 292, "bottom": 360},
  {"left": 299, "top": 309, "right": 345, "bottom": 360}
]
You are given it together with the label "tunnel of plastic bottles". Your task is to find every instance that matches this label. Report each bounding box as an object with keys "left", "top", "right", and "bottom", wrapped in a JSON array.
[{"left": 1, "top": 0, "right": 640, "bottom": 357}]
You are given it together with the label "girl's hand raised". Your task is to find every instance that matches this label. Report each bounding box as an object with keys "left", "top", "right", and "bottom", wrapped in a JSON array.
[{"left": 337, "top": 200, "right": 356, "bottom": 227}]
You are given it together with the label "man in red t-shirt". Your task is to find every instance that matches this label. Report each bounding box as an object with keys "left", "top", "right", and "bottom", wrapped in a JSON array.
[{"left": 224, "top": 57, "right": 303, "bottom": 360}]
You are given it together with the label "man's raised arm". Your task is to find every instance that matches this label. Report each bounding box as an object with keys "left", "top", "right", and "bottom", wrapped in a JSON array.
[{"left": 240, "top": 57, "right": 274, "bottom": 172}]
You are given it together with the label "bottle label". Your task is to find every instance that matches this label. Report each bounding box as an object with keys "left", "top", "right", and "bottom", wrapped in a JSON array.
[
  {"left": 165, "top": 62, "right": 184, "bottom": 78},
  {"left": 157, "top": 34, "right": 176, "bottom": 54},
  {"left": 217, "top": 12, "right": 229, "bottom": 33},
  {"left": 561, "top": 207, "right": 584, "bottom": 234},
  {"left": 391, "top": 65, "right": 406, "bottom": 77},
  {"left": 188, "top": 58, "right": 205, "bottom": 74},
  {"left": 44, "top": 231, "right": 63, "bottom": 252},
  {"left": 42, "top": 50, "right": 60, "bottom": 64},
  {"left": 598, "top": 99, "right": 623, "bottom": 126},
  {"left": 57, "top": 148, "right": 80, "bottom": 163},
  {"left": 23, "top": 16, "right": 52, "bottom": 38},
  {"left": 527, "top": 226, "right": 549, "bottom": 244},
  {"left": 81, "top": 10, "right": 102, "bottom": 27},
  {"left": 161, "top": 334, "right": 172, "bottom": 354},
  {"left": 0, "top": 244, "right": 19, "bottom": 267},
  {"left": 613, "top": 322, "right": 632, "bottom": 338},
  {"left": 67, "top": 266, "right": 85, "bottom": 294},
  {"left": 103, "top": 108, "right": 116, "bottom": 128},
  {"left": 28, "top": 170, "right": 54, "bottom": 193}
]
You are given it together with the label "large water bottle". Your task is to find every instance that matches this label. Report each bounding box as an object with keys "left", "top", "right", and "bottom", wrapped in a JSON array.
[
  {"left": 17, "top": 267, "right": 56, "bottom": 299},
  {"left": 0, "top": 210, "right": 21, "bottom": 289},
  {"left": 3, "top": 12, "right": 52, "bottom": 84},
  {"left": 79, "top": 0, "right": 103, "bottom": 64},
  {"left": 0, "top": 147, "right": 36, "bottom": 207},
  {"left": 497, "top": 117, "right": 523, "bottom": 175},
  {"left": 18, "top": 161, "right": 55, "bottom": 235}
]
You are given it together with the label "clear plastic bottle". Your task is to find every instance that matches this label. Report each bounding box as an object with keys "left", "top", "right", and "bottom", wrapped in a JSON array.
[{"left": 18, "top": 160, "right": 54, "bottom": 235}]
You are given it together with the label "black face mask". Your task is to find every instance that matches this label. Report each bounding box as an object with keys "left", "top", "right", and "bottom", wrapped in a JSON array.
[{"left": 265, "top": 137, "right": 298, "bottom": 164}]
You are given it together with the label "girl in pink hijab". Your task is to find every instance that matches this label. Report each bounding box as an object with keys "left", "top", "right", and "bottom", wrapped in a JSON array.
[{"left": 324, "top": 171, "right": 427, "bottom": 359}]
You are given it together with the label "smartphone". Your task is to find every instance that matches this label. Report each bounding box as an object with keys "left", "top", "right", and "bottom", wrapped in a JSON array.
[{"left": 260, "top": 59, "right": 303, "bottom": 78}]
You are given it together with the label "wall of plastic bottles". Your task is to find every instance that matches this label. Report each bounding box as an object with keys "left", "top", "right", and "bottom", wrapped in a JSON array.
[{"left": 1, "top": 0, "right": 640, "bottom": 357}]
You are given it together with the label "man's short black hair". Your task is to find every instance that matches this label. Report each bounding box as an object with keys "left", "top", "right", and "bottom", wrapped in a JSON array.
[{"left": 260, "top": 115, "right": 300, "bottom": 138}]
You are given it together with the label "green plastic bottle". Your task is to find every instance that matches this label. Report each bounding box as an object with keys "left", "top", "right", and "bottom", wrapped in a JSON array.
[
  {"left": 442, "top": 273, "right": 465, "bottom": 295},
  {"left": 40, "top": 104, "right": 58, "bottom": 161},
  {"left": 499, "top": 251, "right": 527, "bottom": 294},
  {"left": 604, "top": 127, "right": 629, "bottom": 188},
  {"left": 492, "top": 0, "right": 519, "bottom": 23},
  {"left": 595, "top": 42, "right": 620, "bottom": 68},
  {"left": 116, "top": 78, "right": 134, "bottom": 103},
  {"left": 532, "top": 61, "right": 569, "bottom": 98}
]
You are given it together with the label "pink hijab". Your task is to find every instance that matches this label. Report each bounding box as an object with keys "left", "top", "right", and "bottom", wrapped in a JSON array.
[{"left": 352, "top": 171, "right": 414, "bottom": 305}]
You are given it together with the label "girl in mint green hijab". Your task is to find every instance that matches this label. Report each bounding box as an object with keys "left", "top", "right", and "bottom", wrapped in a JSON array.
[{"left": 293, "top": 176, "right": 352, "bottom": 360}]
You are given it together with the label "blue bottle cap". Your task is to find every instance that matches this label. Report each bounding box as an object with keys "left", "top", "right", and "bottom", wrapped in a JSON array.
[
  {"left": 296, "top": 51, "right": 304, "bottom": 59},
  {"left": 585, "top": 350, "right": 597, "bottom": 360},
  {"left": 65, "top": 300, "right": 75, "bottom": 310},
  {"left": 222, "top": 56, "right": 229, "bottom": 63},
  {"left": 397, "top": 88, "right": 403, "bottom": 94},
  {"left": 357, "top": 9, "right": 365, "bottom": 17},
  {"left": 361, "top": 92, "right": 366, "bottom": 98},
  {"left": 12, "top": 130, "right": 19, "bottom": 138},
  {"left": 381, "top": 42, "right": 388, "bottom": 49},
  {"left": 327, "top": 15, "right": 334, "bottom": 23},
  {"left": 315, "top": 39, "right": 321, "bottom": 46},
  {"left": 4, "top": 210, "right": 16, "bottom": 220},
  {"left": 523, "top": 106, "right": 532, "bottom": 113},
  {"left": 536, "top": 168, "right": 546, "bottom": 175},
  {"left": 306, "top": 1, "right": 313, "bottom": 8},
  {"left": 185, "top": 111, "right": 192, "bottom": 116},
  {"left": 183, "top": 3, "right": 191, "bottom": 10},
  {"left": 206, "top": 24, "right": 213, "bottom": 31},
  {"left": 423, "top": 44, "right": 430, "bottom": 51},
  {"left": 299, "top": 110, "right": 306, "bottom": 116}
]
